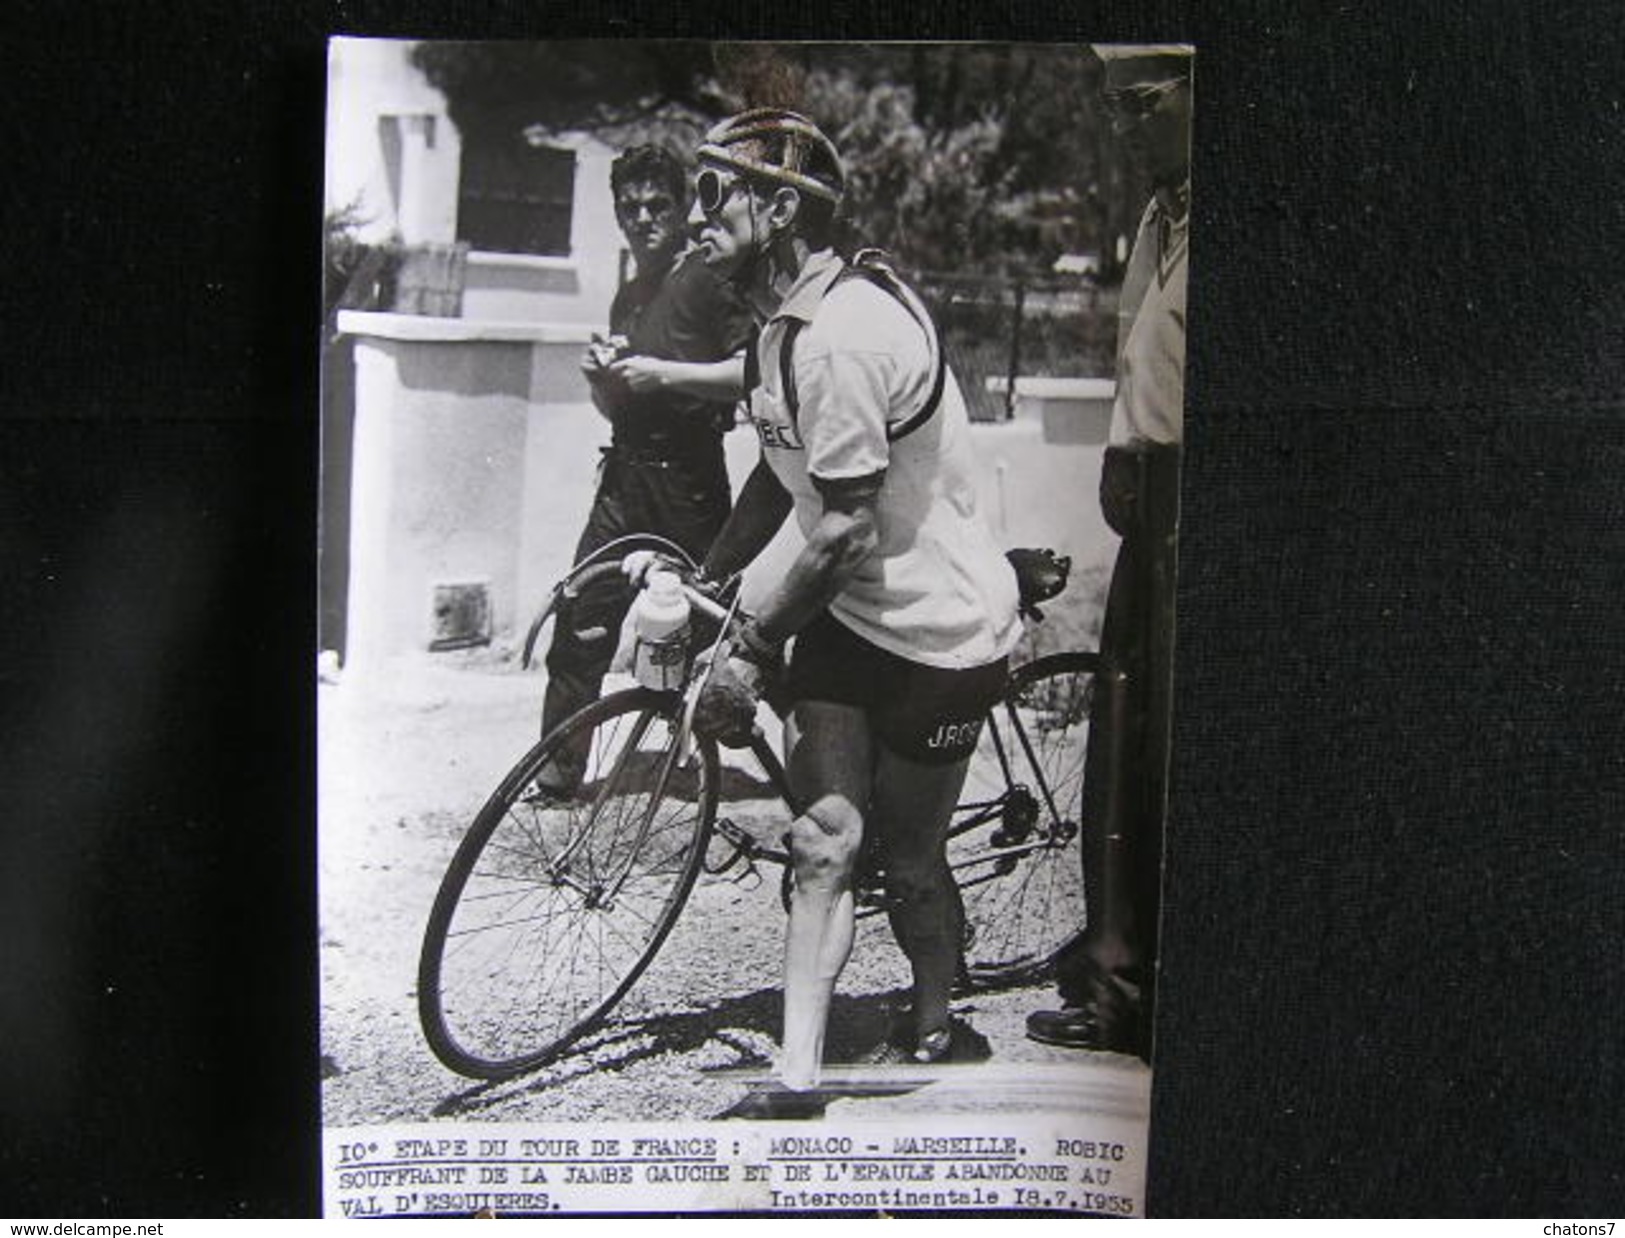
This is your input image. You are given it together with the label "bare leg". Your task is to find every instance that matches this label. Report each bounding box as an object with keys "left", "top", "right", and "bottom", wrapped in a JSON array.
[
  {"left": 871, "top": 748, "right": 973, "bottom": 1049},
  {"left": 778, "top": 701, "right": 871, "bottom": 1090}
]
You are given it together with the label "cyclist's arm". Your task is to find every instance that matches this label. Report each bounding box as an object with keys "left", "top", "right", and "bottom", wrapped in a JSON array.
[
  {"left": 608, "top": 353, "right": 745, "bottom": 401},
  {"left": 700, "top": 457, "right": 794, "bottom": 582},
  {"left": 749, "top": 473, "right": 881, "bottom": 644}
]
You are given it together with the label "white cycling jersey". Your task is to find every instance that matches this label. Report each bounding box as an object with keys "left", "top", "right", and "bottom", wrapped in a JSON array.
[{"left": 747, "top": 251, "right": 1021, "bottom": 670}]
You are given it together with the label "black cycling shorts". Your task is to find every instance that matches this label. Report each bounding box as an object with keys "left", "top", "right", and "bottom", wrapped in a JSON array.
[{"left": 785, "top": 611, "right": 1009, "bottom": 765}]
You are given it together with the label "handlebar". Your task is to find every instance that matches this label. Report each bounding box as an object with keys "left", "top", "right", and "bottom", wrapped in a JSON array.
[
  {"left": 524, "top": 542, "right": 1069, "bottom": 668},
  {"left": 520, "top": 547, "right": 741, "bottom": 670},
  {"left": 677, "top": 577, "right": 733, "bottom": 625}
]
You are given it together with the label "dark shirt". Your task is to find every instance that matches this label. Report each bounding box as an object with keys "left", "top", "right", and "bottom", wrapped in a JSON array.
[{"left": 608, "top": 247, "right": 751, "bottom": 457}]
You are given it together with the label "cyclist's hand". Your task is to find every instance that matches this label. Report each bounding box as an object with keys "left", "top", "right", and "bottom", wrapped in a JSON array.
[
  {"left": 622, "top": 550, "right": 684, "bottom": 586},
  {"left": 692, "top": 656, "right": 762, "bottom": 746}
]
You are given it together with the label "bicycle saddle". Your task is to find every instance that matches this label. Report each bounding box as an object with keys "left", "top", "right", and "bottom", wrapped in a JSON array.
[{"left": 1006, "top": 547, "right": 1072, "bottom": 617}]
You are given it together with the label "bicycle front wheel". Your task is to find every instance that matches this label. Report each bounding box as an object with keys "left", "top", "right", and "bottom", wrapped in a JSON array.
[
  {"left": 953, "top": 651, "right": 1097, "bottom": 984},
  {"left": 418, "top": 688, "right": 717, "bottom": 1079}
]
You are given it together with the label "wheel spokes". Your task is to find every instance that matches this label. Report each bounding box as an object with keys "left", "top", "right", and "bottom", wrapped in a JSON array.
[{"left": 425, "top": 694, "right": 714, "bottom": 1072}]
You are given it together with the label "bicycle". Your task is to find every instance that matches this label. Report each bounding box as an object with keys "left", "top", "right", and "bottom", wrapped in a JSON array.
[{"left": 418, "top": 535, "right": 1097, "bottom": 1080}]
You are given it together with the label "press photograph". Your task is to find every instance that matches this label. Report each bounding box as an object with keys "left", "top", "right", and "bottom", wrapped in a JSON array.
[{"left": 318, "top": 38, "right": 1191, "bottom": 1217}]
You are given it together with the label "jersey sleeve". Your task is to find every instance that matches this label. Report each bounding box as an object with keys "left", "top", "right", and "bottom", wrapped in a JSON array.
[{"left": 793, "top": 333, "right": 892, "bottom": 484}]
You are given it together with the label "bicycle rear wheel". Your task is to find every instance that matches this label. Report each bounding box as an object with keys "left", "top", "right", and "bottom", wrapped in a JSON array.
[
  {"left": 953, "top": 651, "right": 1097, "bottom": 984},
  {"left": 418, "top": 687, "right": 717, "bottom": 1079}
]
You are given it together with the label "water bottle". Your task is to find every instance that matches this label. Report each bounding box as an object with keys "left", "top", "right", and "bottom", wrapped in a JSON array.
[{"left": 629, "top": 570, "right": 692, "bottom": 691}]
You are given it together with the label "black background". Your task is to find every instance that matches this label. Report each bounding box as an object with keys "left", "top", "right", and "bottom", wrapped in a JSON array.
[{"left": 2, "top": 0, "right": 1621, "bottom": 1219}]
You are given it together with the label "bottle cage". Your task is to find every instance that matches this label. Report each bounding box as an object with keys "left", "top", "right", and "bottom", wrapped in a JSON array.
[{"left": 756, "top": 249, "right": 948, "bottom": 444}]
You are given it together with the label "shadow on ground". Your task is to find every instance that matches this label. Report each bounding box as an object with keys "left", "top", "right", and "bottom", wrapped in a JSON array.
[{"left": 430, "top": 982, "right": 1003, "bottom": 1120}]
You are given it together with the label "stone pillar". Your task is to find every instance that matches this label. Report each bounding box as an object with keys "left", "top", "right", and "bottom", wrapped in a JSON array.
[{"left": 336, "top": 313, "right": 596, "bottom": 686}]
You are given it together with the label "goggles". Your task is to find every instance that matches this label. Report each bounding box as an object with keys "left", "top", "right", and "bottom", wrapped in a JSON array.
[
  {"left": 1102, "top": 78, "right": 1185, "bottom": 122},
  {"left": 696, "top": 167, "right": 747, "bottom": 217}
]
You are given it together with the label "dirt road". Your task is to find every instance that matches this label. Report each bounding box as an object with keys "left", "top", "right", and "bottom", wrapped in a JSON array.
[{"left": 318, "top": 653, "right": 1145, "bottom": 1129}]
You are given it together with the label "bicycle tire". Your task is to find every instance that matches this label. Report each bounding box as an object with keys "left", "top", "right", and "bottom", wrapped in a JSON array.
[
  {"left": 953, "top": 651, "right": 1098, "bottom": 984},
  {"left": 418, "top": 687, "right": 718, "bottom": 1079}
]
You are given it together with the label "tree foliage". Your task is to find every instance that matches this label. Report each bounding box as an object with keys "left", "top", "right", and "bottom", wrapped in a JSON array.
[
  {"left": 411, "top": 41, "right": 725, "bottom": 141},
  {"left": 411, "top": 41, "right": 1146, "bottom": 280}
]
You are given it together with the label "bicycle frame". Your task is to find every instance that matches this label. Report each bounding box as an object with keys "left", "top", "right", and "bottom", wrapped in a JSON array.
[
  {"left": 699, "top": 674, "right": 1080, "bottom": 919},
  {"left": 420, "top": 547, "right": 1090, "bottom": 1078},
  {"left": 542, "top": 704, "right": 684, "bottom": 913},
  {"left": 525, "top": 546, "right": 1087, "bottom": 917}
]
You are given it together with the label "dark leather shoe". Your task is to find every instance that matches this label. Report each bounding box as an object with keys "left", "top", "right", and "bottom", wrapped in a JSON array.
[
  {"left": 854, "top": 1026, "right": 954, "bottom": 1067},
  {"left": 853, "top": 1015, "right": 992, "bottom": 1067},
  {"left": 1025, "top": 1004, "right": 1142, "bottom": 1056}
]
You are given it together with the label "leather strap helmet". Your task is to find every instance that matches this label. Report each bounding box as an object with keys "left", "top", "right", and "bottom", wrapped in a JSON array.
[{"left": 696, "top": 108, "right": 844, "bottom": 205}]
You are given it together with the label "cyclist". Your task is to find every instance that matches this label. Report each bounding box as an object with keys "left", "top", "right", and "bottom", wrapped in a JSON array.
[{"left": 678, "top": 109, "right": 1022, "bottom": 1112}]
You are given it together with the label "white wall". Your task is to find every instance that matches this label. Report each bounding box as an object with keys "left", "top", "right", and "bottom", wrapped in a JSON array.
[
  {"left": 345, "top": 334, "right": 534, "bottom": 679},
  {"left": 325, "top": 39, "right": 460, "bottom": 246},
  {"left": 339, "top": 314, "right": 1116, "bottom": 683},
  {"left": 326, "top": 43, "right": 621, "bottom": 328}
]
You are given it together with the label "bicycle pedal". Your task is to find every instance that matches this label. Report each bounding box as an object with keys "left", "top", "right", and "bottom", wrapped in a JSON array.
[
  {"left": 714, "top": 817, "right": 751, "bottom": 848},
  {"left": 708, "top": 818, "right": 765, "bottom": 889}
]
